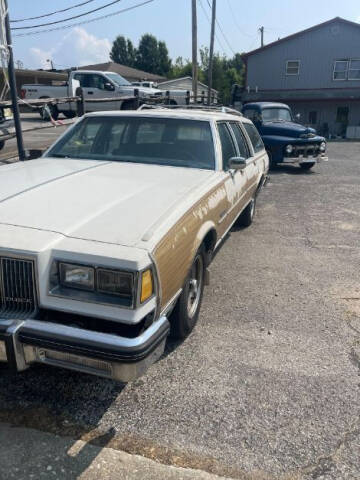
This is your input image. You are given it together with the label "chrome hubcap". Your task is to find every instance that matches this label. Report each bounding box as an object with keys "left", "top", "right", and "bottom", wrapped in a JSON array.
[{"left": 187, "top": 255, "right": 203, "bottom": 318}]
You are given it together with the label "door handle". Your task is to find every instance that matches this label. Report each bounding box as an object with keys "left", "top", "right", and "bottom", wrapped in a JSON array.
[{"left": 87, "top": 91, "right": 94, "bottom": 94}]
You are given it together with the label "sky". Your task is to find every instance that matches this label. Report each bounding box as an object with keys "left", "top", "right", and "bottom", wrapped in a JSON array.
[{"left": 8, "top": 0, "right": 360, "bottom": 71}]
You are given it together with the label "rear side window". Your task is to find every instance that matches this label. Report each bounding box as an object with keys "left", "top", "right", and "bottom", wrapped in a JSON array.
[
  {"left": 217, "top": 123, "right": 236, "bottom": 170},
  {"left": 243, "top": 123, "right": 264, "bottom": 154},
  {"left": 229, "top": 123, "right": 250, "bottom": 158}
]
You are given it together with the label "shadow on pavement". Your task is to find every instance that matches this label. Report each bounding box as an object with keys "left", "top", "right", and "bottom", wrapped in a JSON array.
[{"left": 269, "top": 164, "right": 319, "bottom": 175}]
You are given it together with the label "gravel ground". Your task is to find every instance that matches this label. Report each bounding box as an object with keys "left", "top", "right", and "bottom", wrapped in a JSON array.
[{"left": 0, "top": 142, "right": 359, "bottom": 480}]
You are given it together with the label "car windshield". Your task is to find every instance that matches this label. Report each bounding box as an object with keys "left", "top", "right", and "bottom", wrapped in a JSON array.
[
  {"left": 46, "top": 116, "right": 216, "bottom": 170},
  {"left": 105, "top": 73, "right": 131, "bottom": 86},
  {"left": 262, "top": 108, "right": 292, "bottom": 122}
]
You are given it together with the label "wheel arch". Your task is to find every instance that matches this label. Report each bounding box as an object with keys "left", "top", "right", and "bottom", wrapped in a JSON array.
[{"left": 194, "top": 222, "right": 217, "bottom": 266}]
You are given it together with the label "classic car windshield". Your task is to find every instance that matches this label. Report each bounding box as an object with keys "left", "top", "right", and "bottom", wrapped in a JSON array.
[
  {"left": 47, "top": 116, "right": 216, "bottom": 170},
  {"left": 261, "top": 108, "right": 292, "bottom": 122}
]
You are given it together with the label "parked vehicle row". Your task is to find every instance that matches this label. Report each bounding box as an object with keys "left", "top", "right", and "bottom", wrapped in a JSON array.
[
  {"left": 21, "top": 70, "right": 189, "bottom": 120},
  {"left": 0, "top": 106, "right": 268, "bottom": 382}
]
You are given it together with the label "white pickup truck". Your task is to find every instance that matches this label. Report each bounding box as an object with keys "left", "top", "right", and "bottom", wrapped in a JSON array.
[{"left": 21, "top": 70, "right": 166, "bottom": 120}]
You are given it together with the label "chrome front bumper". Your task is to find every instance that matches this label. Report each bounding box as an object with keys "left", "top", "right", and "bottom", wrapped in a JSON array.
[
  {"left": 281, "top": 154, "right": 328, "bottom": 165},
  {"left": 0, "top": 316, "right": 169, "bottom": 382}
]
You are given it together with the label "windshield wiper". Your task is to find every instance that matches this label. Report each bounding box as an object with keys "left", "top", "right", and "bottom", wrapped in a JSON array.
[{"left": 49, "top": 153, "right": 68, "bottom": 158}]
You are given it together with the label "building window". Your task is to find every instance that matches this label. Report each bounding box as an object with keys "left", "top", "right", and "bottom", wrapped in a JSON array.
[
  {"left": 286, "top": 60, "right": 300, "bottom": 75},
  {"left": 348, "top": 59, "right": 360, "bottom": 80},
  {"left": 336, "top": 107, "right": 349, "bottom": 124},
  {"left": 309, "top": 111, "right": 317, "bottom": 125},
  {"left": 333, "top": 59, "right": 360, "bottom": 80}
]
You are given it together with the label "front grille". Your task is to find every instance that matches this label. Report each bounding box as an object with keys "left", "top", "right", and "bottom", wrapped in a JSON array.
[
  {"left": 285, "top": 144, "right": 319, "bottom": 158},
  {"left": 0, "top": 257, "right": 37, "bottom": 319}
]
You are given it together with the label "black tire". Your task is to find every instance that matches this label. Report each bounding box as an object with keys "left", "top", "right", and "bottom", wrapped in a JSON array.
[
  {"left": 0, "top": 140, "right": 4, "bottom": 151},
  {"left": 169, "top": 245, "right": 206, "bottom": 339},
  {"left": 300, "top": 162, "right": 315, "bottom": 170},
  {"left": 40, "top": 104, "right": 59, "bottom": 121},
  {"left": 63, "top": 111, "right": 76, "bottom": 119},
  {"left": 266, "top": 149, "right": 277, "bottom": 169},
  {"left": 237, "top": 197, "right": 256, "bottom": 227}
]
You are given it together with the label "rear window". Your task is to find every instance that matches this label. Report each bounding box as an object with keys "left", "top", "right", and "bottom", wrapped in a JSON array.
[
  {"left": 243, "top": 123, "right": 264, "bottom": 154},
  {"left": 47, "top": 116, "right": 216, "bottom": 170}
]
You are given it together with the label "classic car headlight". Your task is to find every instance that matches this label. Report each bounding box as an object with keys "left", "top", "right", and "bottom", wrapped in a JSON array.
[
  {"left": 97, "top": 268, "right": 133, "bottom": 297},
  {"left": 285, "top": 144, "right": 293, "bottom": 154},
  {"left": 50, "top": 261, "right": 136, "bottom": 307},
  {"left": 59, "top": 263, "right": 95, "bottom": 291},
  {"left": 319, "top": 141, "right": 326, "bottom": 152}
]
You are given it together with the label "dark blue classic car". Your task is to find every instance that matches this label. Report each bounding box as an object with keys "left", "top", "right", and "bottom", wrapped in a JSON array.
[{"left": 241, "top": 102, "right": 328, "bottom": 170}]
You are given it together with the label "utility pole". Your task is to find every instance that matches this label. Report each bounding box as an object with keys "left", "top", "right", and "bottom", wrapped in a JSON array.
[
  {"left": 47, "top": 58, "right": 54, "bottom": 70},
  {"left": 259, "top": 26, "right": 264, "bottom": 47},
  {"left": 191, "top": 0, "right": 198, "bottom": 102},
  {"left": 3, "top": 0, "right": 26, "bottom": 160},
  {"left": 207, "top": 0, "right": 216, "bottom": 105}
]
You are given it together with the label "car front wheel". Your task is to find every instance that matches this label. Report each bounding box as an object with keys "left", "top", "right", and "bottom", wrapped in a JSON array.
[
  {"left": 169, "top": 245, "right": 205, "bottom": 339},
  {"left": 0, "top": 140, "right": 4, "bottom": 151}
]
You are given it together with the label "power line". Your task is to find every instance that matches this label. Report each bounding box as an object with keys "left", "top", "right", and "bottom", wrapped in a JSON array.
[
  {"left": 13, "top": 0, "right": 155, "bottom": 37},
  {"left": 226, "top": 0, "right": 254, "bottom": 39},
  {"left": 10, "top": 0, "right": 97, "bottom": 23},
  {"left": 12, "top": 0, "right": 124, "bottom": 30},
  {"left": 198, "top": 0, "right": 227, "bottom": 54},
  {"left": 205, "top": 0, "right": 235, "bottom": 55}
]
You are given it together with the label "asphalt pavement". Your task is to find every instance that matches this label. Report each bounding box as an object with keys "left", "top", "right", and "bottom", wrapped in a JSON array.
[
  {"left": 0, "top": 113, "right": 72, "bottom": 162},
  {"left": 0, "top": 143, "right": 359, "bottom": 480}
]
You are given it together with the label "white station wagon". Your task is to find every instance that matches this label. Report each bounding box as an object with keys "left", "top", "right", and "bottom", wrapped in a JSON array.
[{"left": 0, "top": 106, "right": 269, "bottom": 381}]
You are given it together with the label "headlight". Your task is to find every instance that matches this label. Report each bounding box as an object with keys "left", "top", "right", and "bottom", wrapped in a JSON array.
[
  {"left": 285, "top": 144, "right": 293, "bottom": 154},
  {"left": 97, "top": 268, "right": 133, "bottom": 297},
  {"left": 50, "top": 261, "right": 137, "bottom": 308},
  {"left": 319, "top": 141, "right": 326, "bottom": 152},
  {"left": 59, "top": 263, "right": 95, "bottom": 291}
]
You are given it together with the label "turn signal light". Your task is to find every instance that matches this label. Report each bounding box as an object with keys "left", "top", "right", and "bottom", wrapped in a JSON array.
[{"left": 140, "top": 270, "right": 153, "bottom": 303}]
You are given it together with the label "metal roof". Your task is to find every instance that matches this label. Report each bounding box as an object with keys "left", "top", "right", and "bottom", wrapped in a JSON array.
[
  {"left": 243, "top": 17, "right": 360, "bottom": 59},
  {"left": 74, "top": 62, "right": 167, "bottom": 82}
]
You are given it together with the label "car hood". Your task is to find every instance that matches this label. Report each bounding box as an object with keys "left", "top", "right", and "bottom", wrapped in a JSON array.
[
  {"left": 0, "top": 158, "right": 213, "bottom": 248},
  {"left": 260, "top": 121, "right": 317, "bottom": 139}
]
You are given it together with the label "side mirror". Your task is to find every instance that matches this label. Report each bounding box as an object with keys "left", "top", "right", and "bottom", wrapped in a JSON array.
[
  {"left": 295, "top": 113, "right": 301, "bottom": 121},
  {"left": 104, "top": 82, "right": 115, "bottom": 91},
  {"left": 228, "top": 157, "right": 248, "bottom": 170}
]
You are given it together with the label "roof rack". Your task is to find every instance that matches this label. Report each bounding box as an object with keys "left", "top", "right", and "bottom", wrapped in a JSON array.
[{"left": 137, "top": 103, "right": 243, "bottom": 117}]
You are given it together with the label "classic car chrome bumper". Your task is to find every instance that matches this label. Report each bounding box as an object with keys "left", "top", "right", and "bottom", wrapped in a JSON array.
[
  {"left": 0, "top": 316, "right": 169, "bottom": 382},
  {"left": 281, "top": 154, "right": 328, "bottom": 165}
]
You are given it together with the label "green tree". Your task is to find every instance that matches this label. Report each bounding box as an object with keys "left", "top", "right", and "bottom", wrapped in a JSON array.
[
  {"left": 198, "top": 47, "right": 245, "bottom": 104},
  {"left": 158, "top": 41, "right": 172, "bottom": 76},
  {"left": 110, "top": 35, "right": 136, "bottom": 67},
  {"left": 135, "top": 34, "right": 160, "bottom": 73},
  {"left": 168, "top": 57, "right": 193, "bottom": 79},
  {"left": 126, "top": 39, "right": 136, "bottom": 66}
]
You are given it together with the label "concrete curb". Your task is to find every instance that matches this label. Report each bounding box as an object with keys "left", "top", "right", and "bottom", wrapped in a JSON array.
[{"left": 0, "top": 423, "right": 231, "bottom": 480}]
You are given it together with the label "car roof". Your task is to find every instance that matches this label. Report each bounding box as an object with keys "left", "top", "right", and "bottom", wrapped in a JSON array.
[
  {"left": 84, "top": 108, "right": 252, "bottom": 123},
  {"left": 243, "top": 102, "right": 290, "bottom": 110}
]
